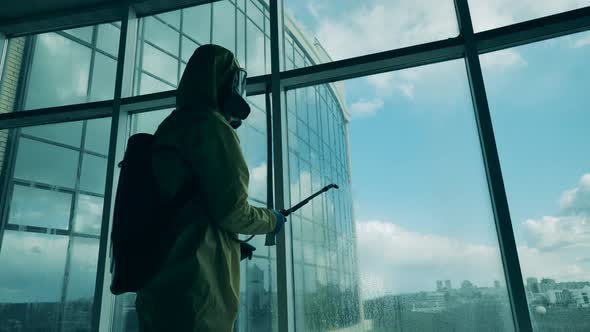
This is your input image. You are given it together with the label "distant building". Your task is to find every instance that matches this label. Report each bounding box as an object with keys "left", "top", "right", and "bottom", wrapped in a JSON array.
[
  {"left": 436, "top": 280, "right": 444, "bottom": 291},
  {"left": 494, "top": 280, "right": 501, "bottom": 288},
  {"left": 540, "top": 278, "right": 557, "bottom": 292},
  {"left": 444, "top": 280, "right": 452, "bottom": 290},
  {"left": 546, "top": 286, "right": 590, "bottom": 308},
  {"left": 527, "top": 277, "right": 540, "bottom": 293}
]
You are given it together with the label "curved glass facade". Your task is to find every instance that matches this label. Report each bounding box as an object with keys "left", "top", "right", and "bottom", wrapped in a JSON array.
[{"left": 0, "top": 1, "right": 358, "bottom": 331}]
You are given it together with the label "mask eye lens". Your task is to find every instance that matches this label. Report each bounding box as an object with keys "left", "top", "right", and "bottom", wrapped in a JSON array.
[{"left": 235, "top": 69, "right": 247, "bottom": 97}]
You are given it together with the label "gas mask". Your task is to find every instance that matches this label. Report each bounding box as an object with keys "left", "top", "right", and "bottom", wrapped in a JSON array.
[{"left": 222, "top": 68, "right": 250, "bottom": 129}]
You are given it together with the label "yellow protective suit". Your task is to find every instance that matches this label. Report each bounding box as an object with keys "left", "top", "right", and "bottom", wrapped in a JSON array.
[{"left": 135, "top": 44, "right": 277, "bottom": 332}]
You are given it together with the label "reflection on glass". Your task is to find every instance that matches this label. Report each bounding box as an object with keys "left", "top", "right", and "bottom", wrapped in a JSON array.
[
  {"left": 0, "top": 231, "right": 68, "bottom": 303},
  {"left": 80, "top": 153, "right": 107, "bottom": 194},
  {"left": 142, "top": 43, "right": 178, "bottom": 85},
  {"left": 183, "top": 4, "right": 212, "bottom": 44},
  {"left": 74, "top": 194, "right": 104, "bottom": 235},
  {"left": 61, "top": 238, "right": 100, "bottom": 331},
  {"left": 469, "top": 0, "right": 590, "bottom": 32},
  {"left": 24, "top": 33, "right": 91, "bottom": 109},
  {"left": 89, "top": 52, "right": 117, "bottom": 102},
  {"left": 9, "top": 185, "right": 72, "bottom": 229},
  {"left": 21, "top": 121, "right": 82, "bottom": 146},
  {"left": 139, "top": 73, "right": 175, "bottom": 95},
  {"left": 246, "top": 19, "right": 266, "bottom": 76},
  {"left": 157, "top": 10, "right": 181, "bottom": 29},
  {"left": 213, "top": 1, "right": 236, "bottom": 52},
  {"left": 283, "top": 0, "right": 457, "bottom": 67},
  {"left": 97, "top": 23, "right": 120, "bottom": 56},
  {"left": 145, "top": 16, "right": 180, "bottom": 56},
  {"left": 85, "top": 117, "right": 112, "bottom": 154},
  {"left": 182, "top": 36, "right": 198, "bottom": 62},
  {"left": 132, "top": 109, "right": 173, "bottom": 134},
  {"left": 482, "top": 31, "right": 590, "bottom": 332},
  {"left": 14, "top": 138, "right": 79, "bottom": 188},
  {"left": 63, "top": 26, "right": 93, "bottom": 43}
]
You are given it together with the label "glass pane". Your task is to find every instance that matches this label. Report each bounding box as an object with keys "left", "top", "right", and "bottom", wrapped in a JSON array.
[
  {"left": 74, "top": 194, "right": 104, "bottom": 235},
  {"left": 139, "top": 73, "right": 175, "bottom": 95},
  {"left": 85, "top": 117, "right": 112, "bottom": 155},
  {"left": 97, "top": 23, "right": 120, "bottom": 56},
  {"left": 132, "top": 108, "right": 173, "bottom": 134},
  {"left": 246, "top": 19, "right": 266, "bottom": 76},
  {"left": 63, "top": 26, "right": 94, "bottom": 43},
  {"left": 482, "top": 31, "right": 590, "bottom": 331},
  {"left": 14, "top": 137, "right": 79, "bottom": 188},
  {"left": 0, "top": 230, "right": 67, "bottom": 305},
  {"left": 79, "top": 153, "right": 107, "bottom": 194},
  {"left": 21, "top": 121, "right": 82, "bottom": 146},
  {"left": 283, "top": 0, "right": 458, "bottom": 68},
  {"left": 24, "top": 33, "right": 91, "bottom": 109},
  {"left": 61, "top": 237, "right": 100, "bottom": 332},
  {"left": 183, "top": 3, "right": 212, "bottom": 44},
  {"left": 469, "top": 0, "right": 590, "bottom": 32},
  {"left": 90, "top": 52, "right": 117, "bottom": 102},
  {"left": 157, "top": 10, "right": 181, "bottom": 29},
  {"left": 142, "top": 43, "right": 178, "bottom": 85},
  {"left": 8, "top": 185, "right": 72, "bottom": 229},
  {"left": 288, "top": 60, "right": 516, "bottom": 331},
  {"left": 181, "top": 36, "right": 198, "bottom": 62},
  {"left": 212, "top": 1, "right": 236, "bottom": 53},
  {"left": 145, "top": 16, "right": 180, "bottom": 56}
]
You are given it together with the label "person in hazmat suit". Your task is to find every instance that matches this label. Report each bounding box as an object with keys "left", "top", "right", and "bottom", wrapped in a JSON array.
[{"left": 135, "top": 44, "right": 286, "bottom": 332}]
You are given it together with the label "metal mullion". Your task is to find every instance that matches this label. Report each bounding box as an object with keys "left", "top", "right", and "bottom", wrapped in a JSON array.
[
  {"left": 178, "top": 9, "right": 184, "bottom": 85},
  {"left": 4, "top": 223, "right": 70, "bottom": 236},
  {"left": 58, "top": 118, "right": 87, "bottom": 332},
  {"left": 12, "top": 179, "right": 77, "bottom": 194},
  {"left": 454, "top": 1, "right": 532, "bottom": 331},
  {"left": 86, "top": 26, "right": 99, "bottom": 103},
  {"left": 269, "top": 0, "right": 294, "bottom": 330},
  {"left": 476, "top": 6, "right": 590, "bottom": 54},
  {"left": 92, "top": 6, "right": 137, "bottom": 332},
  {"left": 0, "top": 100, "right": 114, "bottom": 129}
]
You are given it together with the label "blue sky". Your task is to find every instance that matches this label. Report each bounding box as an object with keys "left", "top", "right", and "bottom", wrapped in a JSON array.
[{"left": 287, "top": 0, "right": 590, "bottom": 295}]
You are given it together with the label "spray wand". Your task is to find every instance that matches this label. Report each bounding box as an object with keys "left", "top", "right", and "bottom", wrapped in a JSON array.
[{"left": 264, "top": 184, "right": 339, "bottom": 246}]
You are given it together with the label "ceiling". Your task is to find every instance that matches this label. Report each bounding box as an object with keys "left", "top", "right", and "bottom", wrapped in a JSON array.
[{"left": 0, "top": 0, "right": 216, "bottom": 36}]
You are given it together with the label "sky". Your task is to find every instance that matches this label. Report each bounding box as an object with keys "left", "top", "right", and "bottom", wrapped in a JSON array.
[{"left": 286, "top": 0, "right": 590, "bottom": 297}]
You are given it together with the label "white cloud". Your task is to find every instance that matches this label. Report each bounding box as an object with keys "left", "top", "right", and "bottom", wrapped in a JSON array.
[
  {"left": 313, "top": 0, "right": 457, "bottom": 61},
  {"left": 356, "top": 220, "right": 506, "bottom": 297},
  {"left": 366, "top": 72, "right": 417, "bottom": 99},
  {"left": 306, "top": 0, "right": 321, "bottom": 18},
  {"left": 559, "top": 173, "right": 590, "bottom": 214},
  {"left": 522, "top": 215, "right": 590, "bottom": 251},
  {"left": 356, "top": 218, "right": 590, "bottom": 298},
  {"left": 480, "top": 49, "right": 527, "bottom": 69},
  {"left": 349, "top": 98, "right": 384, "bottom": 118},
  {"left": 573, "top": 35, "right": 590, "bottom": 48},
  {"left": 249, "top": 163, "right": 268, "bottom": 201}
]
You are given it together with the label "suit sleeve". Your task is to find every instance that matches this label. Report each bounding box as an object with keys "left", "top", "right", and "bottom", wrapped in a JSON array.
[{"left": 187, "top": 114, "right": 276, "bottom": 235}]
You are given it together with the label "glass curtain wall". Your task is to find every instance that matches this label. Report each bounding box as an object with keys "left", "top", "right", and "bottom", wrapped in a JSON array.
[{"left": 0, "top": 22, "right": 117, "bottom": 331}]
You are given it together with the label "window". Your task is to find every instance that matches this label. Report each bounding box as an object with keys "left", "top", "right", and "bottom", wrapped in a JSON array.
[
  {"left": 0, "top": 23, "right": 120, "bottom": 112},
  {"left": 482, "top": 31, "right": 590, "bottom": 331},
  {"left": 282, "top": 0, "right": 458, "bottom": 68},
  {"left": 468, "top": 0, "right": 590, "bottom": 32},
  {"left": 0, "top": 118, "right": 111, "bottom": 331}
]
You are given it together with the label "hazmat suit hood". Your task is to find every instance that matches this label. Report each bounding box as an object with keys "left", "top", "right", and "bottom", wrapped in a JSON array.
[{"left": 176, "top": 44, "right": 239, "bottom": 113}]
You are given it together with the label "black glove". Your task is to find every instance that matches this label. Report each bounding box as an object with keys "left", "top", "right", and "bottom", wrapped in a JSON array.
[{"left": 240, "top": 242, "right": 256, "bottom": 261}]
